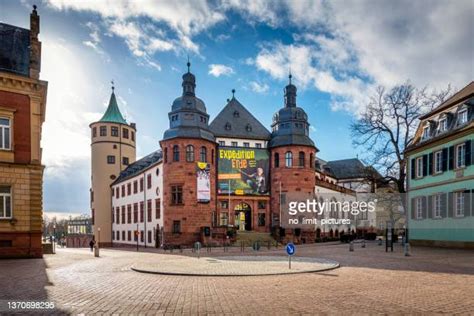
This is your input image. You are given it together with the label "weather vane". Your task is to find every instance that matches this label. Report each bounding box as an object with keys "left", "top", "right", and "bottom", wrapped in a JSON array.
[
  {"left": 111, "top": 80, "right": 115, "bottom": 92},
  {"left": 232, "top": 89, "right": 235, "bottom": 98},
  {"left": 187, "top": 54, "right": 190, "bottom": 72}
]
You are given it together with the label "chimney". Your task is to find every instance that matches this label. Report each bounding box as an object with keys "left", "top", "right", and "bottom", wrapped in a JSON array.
[{"left": 29, "top": 5, "right": 41, "bottom": 79}]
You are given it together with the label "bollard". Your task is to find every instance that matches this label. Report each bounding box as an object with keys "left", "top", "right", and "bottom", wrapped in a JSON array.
[
  {"left": 361, "top": 240, "right": 366, "bottom": 248},
  {"left": 349, "top": 241, "right": 354, "bottom": 252},
  {"left": 404, "top": 243, "right": 411, "bottom": 256},
  {"left": 94, "top": 246, "right": 100, "bottom": 257}
]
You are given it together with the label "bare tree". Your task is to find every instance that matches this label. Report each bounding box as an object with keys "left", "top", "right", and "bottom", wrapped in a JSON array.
[{"left": 351, "top": 82, "right": 452, "bottom": 193}]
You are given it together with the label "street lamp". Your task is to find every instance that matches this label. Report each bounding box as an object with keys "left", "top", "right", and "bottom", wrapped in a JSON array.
[
  {"left": 53, "top": 223, "right": 56, "bottom": 254},
  {"left": 97, "top": 227, "right": 101, "bottom": 248}
]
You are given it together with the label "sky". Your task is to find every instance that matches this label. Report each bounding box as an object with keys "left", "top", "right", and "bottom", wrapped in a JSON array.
[{"left": 0, "top": 0, "right": 472, "bottom": 215}]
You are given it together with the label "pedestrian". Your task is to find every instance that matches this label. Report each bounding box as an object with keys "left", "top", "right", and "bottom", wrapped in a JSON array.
[{"left": 89, "top": 239, "right": 95, "bottom": 252}]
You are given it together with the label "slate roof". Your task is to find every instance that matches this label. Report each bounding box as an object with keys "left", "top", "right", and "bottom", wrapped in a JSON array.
[
  {"left": 325, "top": 158, "right": 381, "bottom": 180},
  {"left": 112, "top": 150, "right": 162, "bottom": 185},
  {"left": 99, "top": 92, "right": 127, "bottom": 124},
  {"left": 0, "top": 23, "right": 30, "bottom": 76},
  {"left": 420, "top": 81, "right": 474, "bottom": 119},
  {"left": 209, "top": 97, "right": 271, "bottom": 140}
]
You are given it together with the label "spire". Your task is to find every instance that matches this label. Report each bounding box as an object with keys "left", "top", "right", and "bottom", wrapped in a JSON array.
[
  {"left": 182, "top": 58, "right": 196, "bottom": 96},
  {"left": 284, "top": 71, "right": 297, "bottom": 108},
  {"left": 231, "top": 89, "right": 235, "bottom": 99},
  {"left": 99, "top": 83, "right": 127, "bottom": 124}
]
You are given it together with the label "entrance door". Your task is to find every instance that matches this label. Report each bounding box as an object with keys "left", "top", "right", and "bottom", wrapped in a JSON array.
[{"left": 234, "top": 202, "right": 252, "bottom": 231}]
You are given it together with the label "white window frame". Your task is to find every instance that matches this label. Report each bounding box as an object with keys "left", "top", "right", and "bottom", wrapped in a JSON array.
[
  {"left": 416, "top": 157, "right": 423, "bottom": 178},
  {"left": 0, "top": 117, "right": 11, "bottom": 150},
  {"left": 454, "top": 192, "right": 464, "bottom": 217},
  {"left": 433, "top": 194, "right": 442, "bottom": 218},
  {"left": 422, "top": 126, "right": 430, "bottom": 139},
  {"left": 434, "top": 151, "right": 443, "bottom": 174},
  {"left": 455, "top": 143, "right": 466, "bottom": 168},
  {"left": 438, "top": 117, "right": 447, "bottom": 133},
  {"left": 0, "top": 187, "right": 12, "bottom": 219},
  {"left": 458, "top": 108, "right": 468, "bottom": 125},
  {"left": 416, "top": 197, "right": 423, "bottom": 219}
]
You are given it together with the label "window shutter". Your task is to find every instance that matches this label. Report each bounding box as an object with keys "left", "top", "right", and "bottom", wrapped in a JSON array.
[
  {"left": 410, "top": 158, "right": 416, "bottom": 179},
  {"left": 465, "top": 140, "right": 471, "bottom": 166},
  {"left": 427, "top": 195, "right": 433, "bottom": 219},
  {"left": 464, "top": 190, "right": 471, "bottom": 217},
  {"left": 440, "top": 193, "right": 447, "bottom": 218},
  {"left": 411, "top": 198, "right": 416, "bottom": 220},
  {"left": 447, "top": 192, "right": 454, "bottom": 217},
  {"left": 448, "top": 146, "right": 454, "bottom": 170},
  {"left": 442, "top": 148, "right": 448, "bottom": 171},
  {"left": 428, "top": 153, "right": 433, "bottom": 175},
  {"left": 421, "top": 196, "right": 427, "bottom": 219},
  {"left": 422, "top": 155, "right": 428, "bottom": 176}
]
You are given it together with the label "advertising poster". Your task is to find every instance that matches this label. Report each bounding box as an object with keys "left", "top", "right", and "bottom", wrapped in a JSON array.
[
  {"left": 217, "top": 147, "right": 269, "bottom": 195},
  {"left": 196, "top": 162, "right": 210, "bottom": 203}
]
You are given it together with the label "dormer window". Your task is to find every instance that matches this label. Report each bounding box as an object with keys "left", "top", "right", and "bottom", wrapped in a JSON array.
[
  {"left": 225, "top": 122, "right": 231, "bottom": 130},
  {"left": 246, "top": 124, "right": 252, "bottom": 132},
  {"left": 438, "top": 117, "right": 447, "bottom": 133},
  {"left": 422, "top": 125, "right": 430, "bottom": 140},
  {"left": 459, "top": 108, "right": 468, "bottom": 125},
  {"left": 233, "top": 111, "right": 239, "bottom": 118}
]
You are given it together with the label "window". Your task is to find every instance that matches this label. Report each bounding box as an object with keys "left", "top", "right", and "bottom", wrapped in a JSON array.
[
  {"left": 121, "top": 185, "right": 125, "bottom": 197},
  {"left": 299, "top": 151, "right": 305, "bottom": 167},
  {"left": 146, "top": 199, "right": 152, "bottom": 222},
  {"left": 218, "top": 141, "right": 225, "bottom": 146},
  {"left": 164, "top": 148, "right": 168, "bottom": 163},
  {"left": 0, "top": 186, "right": 12, "bottom": 218},
  {"left": 285, "top": 151, "right": 293, "bottom": 167},
  {"left": 92, "top": 127, "right": 97, "bottom": 138},
  {"left": 258, "top": 213, "right": 266, "bottom": 226},
  {"left": 121, "top": 206, "right": 125, "bottom": 224},
  {"left": 127, "top": 205, "right": 131, "bottom": 223},
  {"left": 219, "top": 212, "right": 229, "bottom": 226},
  {"left": 197, "top": 147, "right": 206, "bottom": 163},
  {"left": 147, "top": 174, "right": 152, "bottom": 189},
  {"left": 256, "top": 143, "right": 262, "bottom": 148},
  {"left": 416, "top": 197, "right": 423, "bottom": 219},
  {"left": 128, "top": 231, "right": 131, "bottom": 241},
  {"left": 107, "top": 155, "right": 115, "bottom": 164},
  {"left": 434, "top": 151, "right": 443, "bottom": 174},
  {"left": 243, "top": 142, "right": 250, "bottom": 148},
  {"left": 172, "top": 221, "right": 181, "bottom": 234},
  {"left": 309, "top": 153, "right": 314, "bottom": 169},
  {"left": 140, "top": 178, "right": 144, "bottom": 192},
  {"left": 459, "top": 109, "right": 468, "bottom": 125},
  {"left": 123, "top": 157, "right": 129, "bottom": 165},
  {"left": 233, "top": 111, "right": 239, "bottom": 118},
  {"left": 258, "top": 201, "right": 266, "bottom": 209},
  {"left": 211, "top": 149, "right": 214, "bottom": 164},
  {"left": 456, "top": 143, "right": 466, "bottom": 168},
  {"left": 246, "top": 124, "right": 252, "bottom": 132},
  {"left": 455, "top": 192, "right": 464, "bottom": 217},
  {"left": 111, "top": 126, "right": 118, "bottom": 137},
  {"left": 173, "top": 145, "right": 180, "bottom": 162},
  {"left": 116, "top": 187, "right": 120, "bottom": 198},
  {"left": 274, "top": 153, "right": 280, "bottom": 167},
  {"left": 140, "top": 202, "right": 144, "bottom": 222},
  {"left": 171, "top": 185, "right": 183, "bottom": 205},
  {"left": 433, "top": 194, "right": 442, "bottom": 218},
  {"left": 416, "top": 157, "right": 423, "bottom": 178},
  {"left": 155, "top": 199, "right": 161, "bottom": 219},
  {"left": 127, "top": 183, "right": 131, "bottom": 196},
  {"left": 133, "top": 203, "right": 138, "bottom": 223},
  {"left": 225, "top": 122, "right": 231, "bottom": 130},
  {"left": 133, "top": 181, "right": 137, "bottom": 194},
  {"left": 0, "top": 118, "right": 11, "bottom": 150},
  {"left": 116, "top": 231, "right": 119, "bottom": 241},
  {"left": 438, "top": 118, "right": 447, "bottom": 133},
  {"left": 148, "top": 231, "right": 152, "bottom": 244},
  {"left": 186, "top": 145, "right": 194, "bottom": 162},
  {"left": 220, "top": 201, "right": 228, "bottom": 209},
  {"left": 100, "top": 126, "right": 107, "bottom": 136},
  {"left": 122, "top": 231, "right": 125, "bottom": 241},
  {"left": 422, "top": 125, "right": 430, "bottom": 139},
  {"left": 131, "top": 131, "right": 135, "bottom": 141},
  {"left": 231, "top": 141, "right": 238, "bottom": 147},
  {"left": 123, "top": 128, "right": 129, "bottom": 139},
  {"left": 116, "top": 207, "right": 120, "bottom": 224}
]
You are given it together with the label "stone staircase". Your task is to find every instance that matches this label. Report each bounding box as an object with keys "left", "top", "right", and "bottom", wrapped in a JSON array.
[{"left": 235, "top": 231, "right": 277, "bottom": 247}]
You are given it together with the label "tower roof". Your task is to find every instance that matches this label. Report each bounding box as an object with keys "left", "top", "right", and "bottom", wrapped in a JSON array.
[{"left": 99, "top": 91, "right": 127, "bottom": 124}]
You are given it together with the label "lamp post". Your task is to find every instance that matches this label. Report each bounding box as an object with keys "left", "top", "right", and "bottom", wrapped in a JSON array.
[
  {"left": 97, "top": 227, "right": 101, "bottom": 248},
  {"left": 53, "top": 223, "right": 56, "bottom": 254}
]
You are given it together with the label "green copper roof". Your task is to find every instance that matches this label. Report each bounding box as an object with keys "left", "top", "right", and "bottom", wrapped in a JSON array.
[{"left": 99, "top": 92, "right": 127, "bottom": 124}]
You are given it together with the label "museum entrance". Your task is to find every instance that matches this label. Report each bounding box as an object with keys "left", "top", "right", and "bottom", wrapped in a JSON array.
[{"left": 234, "top": 202, "right": 252, "bottom": 231}]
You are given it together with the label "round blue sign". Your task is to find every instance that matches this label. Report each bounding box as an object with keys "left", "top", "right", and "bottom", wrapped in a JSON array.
[{"left": 286, "top": 243, "right": 295, "bottom": 256}]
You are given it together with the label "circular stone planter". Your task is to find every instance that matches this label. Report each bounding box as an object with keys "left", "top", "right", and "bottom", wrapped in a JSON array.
[{"left": 131, "top": 256, "right": 340, "bottom": 276}]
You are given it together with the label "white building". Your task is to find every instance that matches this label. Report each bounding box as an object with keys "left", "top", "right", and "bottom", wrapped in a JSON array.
[{"left": 111, "top": 150, "right": 163, "bottom": 247}]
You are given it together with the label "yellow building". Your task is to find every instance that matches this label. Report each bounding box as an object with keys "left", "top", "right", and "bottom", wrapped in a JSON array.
[
  {"left": 0, "top": 7, "right": 47, "bottom": 258},
  {"left": 90, "top": 87, "right": 136, "bottom": 247}
]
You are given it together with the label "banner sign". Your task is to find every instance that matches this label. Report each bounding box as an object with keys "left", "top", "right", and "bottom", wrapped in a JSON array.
[
  {"left": 196, "top": 162, "right": 210, "bottom": 203},
  {"left": 217, "top": 147, "right": 269, "bottom": 195}
]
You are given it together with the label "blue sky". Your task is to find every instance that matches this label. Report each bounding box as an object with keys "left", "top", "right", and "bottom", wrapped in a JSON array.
[{"left": 1, "top": 0, "right": 471, "bottom": 216}]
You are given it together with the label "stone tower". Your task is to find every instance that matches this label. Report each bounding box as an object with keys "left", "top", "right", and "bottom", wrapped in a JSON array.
[
  {"left": 269, "top": 74, "right": 318, "bottom": 243},
  {"left": 90, "top": 86, "right": 136, "bottom": 247},
  {"left": 160, "top": 62, "right": 216, "bottom": 246}
]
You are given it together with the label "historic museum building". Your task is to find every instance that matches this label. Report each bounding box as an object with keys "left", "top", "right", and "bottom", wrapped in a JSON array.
[
  {"left": 92, "top": 62, "right": 379, "bottom": 247},
  {"left": 0, "top": 7, "right": 48, "bottom": 257}
]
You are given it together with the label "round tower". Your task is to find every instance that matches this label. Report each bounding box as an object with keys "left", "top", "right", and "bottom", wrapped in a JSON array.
[
  {"left": 160, "top": 62, "right": 217, "bottom": 246},
  {"left": 90, "top": 85, "right": 136, "bottom": 247},
  {"left": 269, "top": 74, "right": 318, "bottom": 243}
]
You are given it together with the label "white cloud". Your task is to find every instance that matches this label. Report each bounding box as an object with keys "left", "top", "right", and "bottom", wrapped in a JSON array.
[
  {"left": 249, "top": 81, "right": 269, "bottom": 93},
  {"left": 208, "top": 64, "right": 235, "bottom": 77}
]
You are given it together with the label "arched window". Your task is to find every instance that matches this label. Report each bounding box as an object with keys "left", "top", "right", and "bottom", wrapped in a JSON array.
[
  {"left": 274, "top": 153, "right": 280, "bottom": 168},
  {"left": 173, "top": 145, "right": 179, "bottom": 162},
  {"left": 309, "top": 153, "right": 313, "bottom": 169},
  {"left": 200, "top": 146, "right": 207, "bottom": 162},
  {"left": 299, "top": 151, "right": 305, "bottom": 167},
  {"left": 164, "top": 148, "right": 168, "bottom": 163},
  {"left": 285, "top": 151, "right": 293, "bottom": 167},
  {"left": 186, "top": 145, "right": 194, "bottom": 162}
]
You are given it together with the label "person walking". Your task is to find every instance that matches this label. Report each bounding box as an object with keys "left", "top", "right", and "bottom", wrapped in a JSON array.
[{"left": 89, "top": 239, "right": 95, "bottom": 252}]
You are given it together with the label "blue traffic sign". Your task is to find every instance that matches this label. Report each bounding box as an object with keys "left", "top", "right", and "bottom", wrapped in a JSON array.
[{"left": 286, "top": 243, "right": 295, "bottom": 256}]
